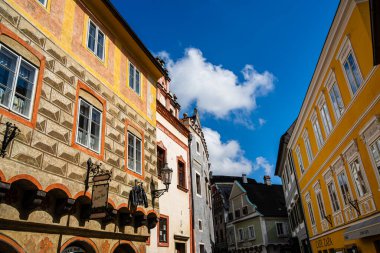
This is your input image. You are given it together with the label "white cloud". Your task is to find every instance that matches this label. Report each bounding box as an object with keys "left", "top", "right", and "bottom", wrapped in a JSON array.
[
  {"left": 204, "top": 127, "right": 252, "bottom": 176},
  {"left": 258, "top": 118, "right": 266, "bottom": 127},
  {"left": 158, "top": 48, "right": 275, "bottom": 118},
  {"left": 253, "top": 156, "right": 273, "bottom": 176}
]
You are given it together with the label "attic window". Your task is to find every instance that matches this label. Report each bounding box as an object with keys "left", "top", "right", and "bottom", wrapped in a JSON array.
[{"left": 242, "top": 206, "right": 248, "bottom": 215}]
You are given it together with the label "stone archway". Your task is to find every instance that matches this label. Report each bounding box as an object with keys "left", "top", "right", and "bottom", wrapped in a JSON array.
[
  {"left": 0, "top": 234, "right": 25, "bottom": 253},
  {"left": 113, "top": 243, "right": 137, "bottom": 253}
]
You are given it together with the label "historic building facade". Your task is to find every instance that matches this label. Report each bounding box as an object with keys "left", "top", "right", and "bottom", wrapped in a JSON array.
[
  {"left": 288, "top": 0, "right": 380, "bottom": 252},
  {"left": 182, "top": 110, "right": 214, "bottom": 253},
  {"left": 226, "top": 176, "right": 290, "bottom": 253},
  {"left": 0, "top": 0, "right": 165, "bottom": 252},
  {"left": 275, "top": 122, "right": 311, "bottom": 253},
  {"left": 146, "top": 75, "right": 192, "bottom": 252}
]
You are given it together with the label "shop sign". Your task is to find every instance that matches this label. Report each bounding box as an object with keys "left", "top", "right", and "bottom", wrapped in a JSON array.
[
  {"left": 90, "top": 183, "right": 109, "bottom": 219},
  {"left": 316, "top": 236, "right": 333, "bottom": 248}
]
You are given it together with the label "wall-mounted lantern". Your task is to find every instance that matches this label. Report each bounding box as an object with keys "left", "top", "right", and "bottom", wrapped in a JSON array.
[
  {"left": 151, "top": 163, "right": 173, "bottom": 207},
  {"left": 0, "top": 122, "right": 20, "bottom": 158}
]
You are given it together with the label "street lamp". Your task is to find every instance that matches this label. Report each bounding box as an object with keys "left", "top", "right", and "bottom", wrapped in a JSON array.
[{"left": 151, "top": 163, "right": 173, "bottom": 207}]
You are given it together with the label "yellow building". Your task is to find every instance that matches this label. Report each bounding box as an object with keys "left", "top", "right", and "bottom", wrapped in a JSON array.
[
  {"left": 288, "top": 0, "right": 380, "bottom": 252},
  {"left": 0, "top": 0, "right": 166, "bottom": 252}
]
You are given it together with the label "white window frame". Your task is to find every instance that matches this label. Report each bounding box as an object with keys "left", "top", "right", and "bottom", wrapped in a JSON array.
[
  {"left": 129, "top": 62, "right": 141, "bottom": 95},
  {"left": 305, "top": 193, "right": 316, "bottom": 226},
  {"left": 248, "top": 225, "right": 255, "bottom": 240},
  {"left": 0, "top": 44, "right": 38, "bottom": 120},
  {"left": 336, "top": 170, "right": 353, "bottom": 207},
  {"left": 86, "top": 19, "right": 105, "bottom": 61},
  {"left": 311, "top": 112, "right": 324, "bottom": 149},
  {"left": 314, "top": 183, "right": 326, "bottom": 221},
  {"left": 75, "top": 98, "right": 102, "bottom": 153},
  {"left": 37, "top": 0, "right": 47, "bottom": 7},
  {"left": 296, "top": 146, "right": 305, "bottom": 174},
  {"left": 337, "top": 37, "right": 363, "bottom": 97},
  {"left": 195, "top": 171, "right": 202, "bottom": 197},
  {"left": 348, "top": 156, "right": 369, "bottom": 199},
  {"left": 303, "top": 131, "right": 313, "bottom": 163},
  {"left": 127, "top": 132, "right": 142, "bottom": 174},
  {"left": 238, "top": 228, "right": 244, "bottom": 242},
  {"left": 318, "top": 95, "right": 333, "bottom": 136}
]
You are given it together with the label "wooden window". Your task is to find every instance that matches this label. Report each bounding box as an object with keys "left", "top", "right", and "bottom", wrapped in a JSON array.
[
  {"left": 158, "top": 215, "right": 169, "bottom": 247},
  {"left": 177, "top": 159, "right": 186, "bottom": 190},
  {"left": 157, "top": 146, "right": 165, "bottom": 178},
  {"left": 0, "top": 44, "right": 38, "bottom": 119},
  {"left": 76, "top": 98, "right": 102, "bottom": 153},
  {"left": 128, "top": 132, "right": 142, "bottom": 175},
  {"left": 196, "top": 172, "right": 201, "bottom": 196},
  {"left": 129, "top": 63, "right": 140, "bottom": 95},
  {"left": 87, "top": 20, "right": 105, "bottom": 60}
]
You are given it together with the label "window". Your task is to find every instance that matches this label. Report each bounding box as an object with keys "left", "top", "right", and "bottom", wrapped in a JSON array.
[
  {"left": 320, "top": 102, "right": 333, "bottom": 135},
  {"left": 313, "top": 119, "right": 324, "bottom": 148},
  {"left": 349, "top": 159, "right": 368, "bottom": 197},
  {"left": 196, "top": 141, "right": 200, "bottom": 153},
  {"left": 296, "top": 146, "right": 305, "bottom": 174},
  {"left": 242, "top": 206, "right": 248, "bottom": 215},
  {"left": 87, "top": 20, "right": 105, "bottom": 60},
  {"left": 276, "top": 223, "right": 285, "bottom": 236},
  {"left": 157, "top": 146, "right": 165, "bottom": 177},
  {"left": 329, "top": 83, "right": 344, "bottom": 120},
  {"left": 235, "top": 209, "right": 241, "bottom": 219},
  {"left": 228, "top": 212, "right": 233, "bottom": 221},
  {"left": 178, "top": 159, "right": 186, "bottom": 189},
  {"left": 200, "top": 244, "right": 205, "bottom": 253},
  {"left": 198, "top": 219, "right": 203, "bottom": 231},
  {"left": 369, "top": 137, "right": 380, "bottom": 177},
  {"left": 307, "top": 201, "right": 316, "bottom": 226},
  {"left": 38, "top": 0, "right": 47, "bottom": 7},
  {"left": 248, "top": 226, "right": 255, "bottom": 239},
  {"left": 337, "top": 172, "right": 351, "bottom": 205},
  {"left": 129, "top": 63, "right": 140, "bottom": 95},
  {"left": 303, "top": 132, "right": 313, "bottom": 162},
  {"left": 0, "top": 44, "right": 38, "bottom": 119},
  {"left": 158, "top": 216, "right": 168, "bottom": 246},
  {"left": 327, "top": 182, "right": 340, "bottom": 213},
  {"left": 316, "top": 191, "right": 326, "bottom": 219},
  {"left": 196, "top": 173, "right": 201, "bottom": 196},
  {"left": 238, "top": 228, "right": 244, "bottom": 241},
  {"left": 343, "top": 52, "right": 362, "bottom": 95},
  {"left": 76, "top": 99, "right": 102, "bottom": 153},
  {"left": 128, "top": 132, "right": 142, "bottom": 174}
]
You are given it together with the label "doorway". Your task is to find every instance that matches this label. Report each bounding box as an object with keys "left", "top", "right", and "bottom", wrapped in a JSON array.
[
  {"left": 175, "top": 242, "right": 186, "bottom": 253},
  {"left": 113, "top": 244, "right": 136, "bottom": 253}
]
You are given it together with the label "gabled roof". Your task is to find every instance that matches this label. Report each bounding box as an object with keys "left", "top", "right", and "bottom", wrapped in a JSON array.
[{"left": 240, "top": 182, "right": 287, "bottom": 217}]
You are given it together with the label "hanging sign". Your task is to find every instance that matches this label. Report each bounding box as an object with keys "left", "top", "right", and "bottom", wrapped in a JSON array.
[{"left": 90, "top": 183, "right": 109, "bottom": 219}]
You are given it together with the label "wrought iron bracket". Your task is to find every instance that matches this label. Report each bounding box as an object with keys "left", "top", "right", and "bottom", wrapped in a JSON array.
[
  {"left": 348, "top": 198, "right": 361, "bottom": 216},
  {"left": 323, "top": 213, "right": 333, "bottom": 226},
  {"left": 150, "top": 181, "right": 169, "bottom": 208},
  {"left": 0, "top": 122, "right": 20, "bottom": 158},
  {"left": 84, "top": 158, "right": 112, "bottom": 193}
]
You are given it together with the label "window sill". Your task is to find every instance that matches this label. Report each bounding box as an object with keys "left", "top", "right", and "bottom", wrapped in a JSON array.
[
  {"left": 177, "top": 185, "right": 189, "bottom": 193},
  {"left": 158, "top": 242, "right": 169, "bottom": 247}
]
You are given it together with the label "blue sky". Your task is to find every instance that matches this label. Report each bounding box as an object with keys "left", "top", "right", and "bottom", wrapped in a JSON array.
[{"left": 111, "top": 0, "right": 339, "bottom": 184}]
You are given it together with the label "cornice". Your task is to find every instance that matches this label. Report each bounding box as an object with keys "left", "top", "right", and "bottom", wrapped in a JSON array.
[{"left": 156, "top": 102, "right": 189, "bottom": 138}]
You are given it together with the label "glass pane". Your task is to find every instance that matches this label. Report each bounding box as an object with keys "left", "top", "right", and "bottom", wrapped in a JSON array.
[
  {"left": 348, "top": 53, "right": 361, "bottom": 87},
  {"left": 77, "top": 128, "right": 88, "bottom": 146},
  {"left": 344, "top": 61, "right": 357, "bottom": 94},
  {"left": 87, "top": 23, "right": 96, "bottom": 52},
  {"left": 96, "top": 44, "right": 104, "bottom": 59},
  {"left": 350, "top": 160, "right": 368, "bottom": 197},
  {"left": 129, "top": 65, "right": 134, "bottom": 89},
  {"left": 135, "top": 70, "right": 140, "bottom": 94},
  {"left": 128, "top": 134, "right": 135, "bottom": 170},
  {"left": 90, "top": 121, "right": 100, "bottom": 138},
  {"left": 90, "top": 135, "right": 99, "bottom": 151},
  {"left": 91, "top": 109, "right": 101, "bottom": 124},
  {"left": 0, "top": 48, "right": 17, "bottom": 71},
  {"left": 12, "top": 95, "right": 30, "bottom": 116}
]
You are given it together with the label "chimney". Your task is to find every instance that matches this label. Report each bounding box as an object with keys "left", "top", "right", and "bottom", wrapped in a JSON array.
[
  {"left": 264, "top": 175, "right": 271, "bottom": 186},
  {"left": 242, "top": 174, "right": 247, "bottom": 184}
]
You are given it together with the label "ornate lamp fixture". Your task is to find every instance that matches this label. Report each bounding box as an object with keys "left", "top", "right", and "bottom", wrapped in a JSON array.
[
  {"left": 151, "top": 163, "right": 173, "bottom": 207},
  {"left": 0, "top": 122, "right": 20, "bottom": 158}
]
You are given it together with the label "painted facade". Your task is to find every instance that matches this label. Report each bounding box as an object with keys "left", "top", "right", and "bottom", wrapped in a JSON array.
[
  {"left": 275, "top": 122, "right": 311, "bottom": 253},
  {"left": 226, "top": 178, "right": 290, "bottom": 253},
  {"left": 0, "top": 0, "right": 165, "bottom": 252},
  {"left": 288, "top": 1, "right": 380, "bottom": 252},
  {"left": 146, "top": 75, "right": 192, "bottom": 253},
  {"left": 182, "top": 110, "right": 214, "bottom": 253}
]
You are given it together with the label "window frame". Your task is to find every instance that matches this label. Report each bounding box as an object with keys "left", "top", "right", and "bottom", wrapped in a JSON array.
[
  {"left": 296, "top": 146, "right": 305, "bottom": 174},
  {"left": 157, "top": 214, "right": 169, "bottom": 247},
  {"left": 0, "top": 43, "right": 38, "bottom": 120},
  {"left": 128, "top": 62, "right": 141, "bottom": 95},
  {"left": 198, "top": 219, "right": 203, "bottom": 232},
  {"left": 156, "top": 143, "right": 166, "bottom": 179},
  {"left": 327, "top": 181, "right": 340, "bottom": 213},
  {"left": 348, "top": 157, "right": 369, "bottom": 199},
  {"left": 303, "top": 131, "right": 314, "bottom": 163},
  {"left": 86, "top": 19, "right": 105, "bottom": 61},
  {"left": 177, "top": 156, "right": 187, "bottom": 191},
  {"left": 336, "top": 170, "right": 353, "bottom": 207},
  {"left": 127, "top": 132, "right": 142, "bottom": 175},
  {"left": 248, "top": 225, "right": 256, "bottom": 240},
  {"left": 238, "top": 228, "right": 244, "bottom": 242},
  {"left": 312, "top": 114, "right": 324, "bottom": 149},
  {"left": 37, "top": 0, "right": 47, "bottom": 7},
  {"left": 318, "top": 97, "right": 333, "bottom": 136},
  {"left": 305, "top": 193, "right": 316, "bottom": 226},
  {"left": 195, "top": 171, "right": 202, "bottom": 197},
  {"left": 275, "top": 222, "right": 286, "bottom": 237},
  {"left": 75, "top": 98, "right": 102, "bottom": 153}
]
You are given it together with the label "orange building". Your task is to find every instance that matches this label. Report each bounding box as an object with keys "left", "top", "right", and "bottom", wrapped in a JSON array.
[
  {"left": 288, "top": 1, "right": 380, "bottom": 252},
  {"left": 0, "top": 0, "right": 166, "bottom": 252}
]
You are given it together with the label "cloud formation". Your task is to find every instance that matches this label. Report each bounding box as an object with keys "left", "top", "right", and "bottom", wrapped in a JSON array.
[
  {"left": 204, "top": 127, "right": 274, "bottom": 177},
  {"left": 158, "top": 48, "right": 275, "bottom": 118},
  {"left": 258, "top": 118, "right": 266, "bottom": 127}
]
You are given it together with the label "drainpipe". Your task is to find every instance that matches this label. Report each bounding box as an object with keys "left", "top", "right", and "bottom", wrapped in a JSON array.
[{"left": 188, "top": 133, "right": 196, "bottom": 253}]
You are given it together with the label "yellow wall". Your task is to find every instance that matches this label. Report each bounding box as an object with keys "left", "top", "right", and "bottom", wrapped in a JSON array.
[
  {"left": 290, "top": 1, "right": 380, "bottom": 251},
  {"left": 7, "top": 0, "right": 158, "bottom": 125}
]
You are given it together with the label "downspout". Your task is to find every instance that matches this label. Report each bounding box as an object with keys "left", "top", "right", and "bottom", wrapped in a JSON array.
[
  {"left": 289, "top": 151, "right": 312, "bottom": 253},
  {"left": 188, "top": 133, "right": 196, "bottom": 253}
]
